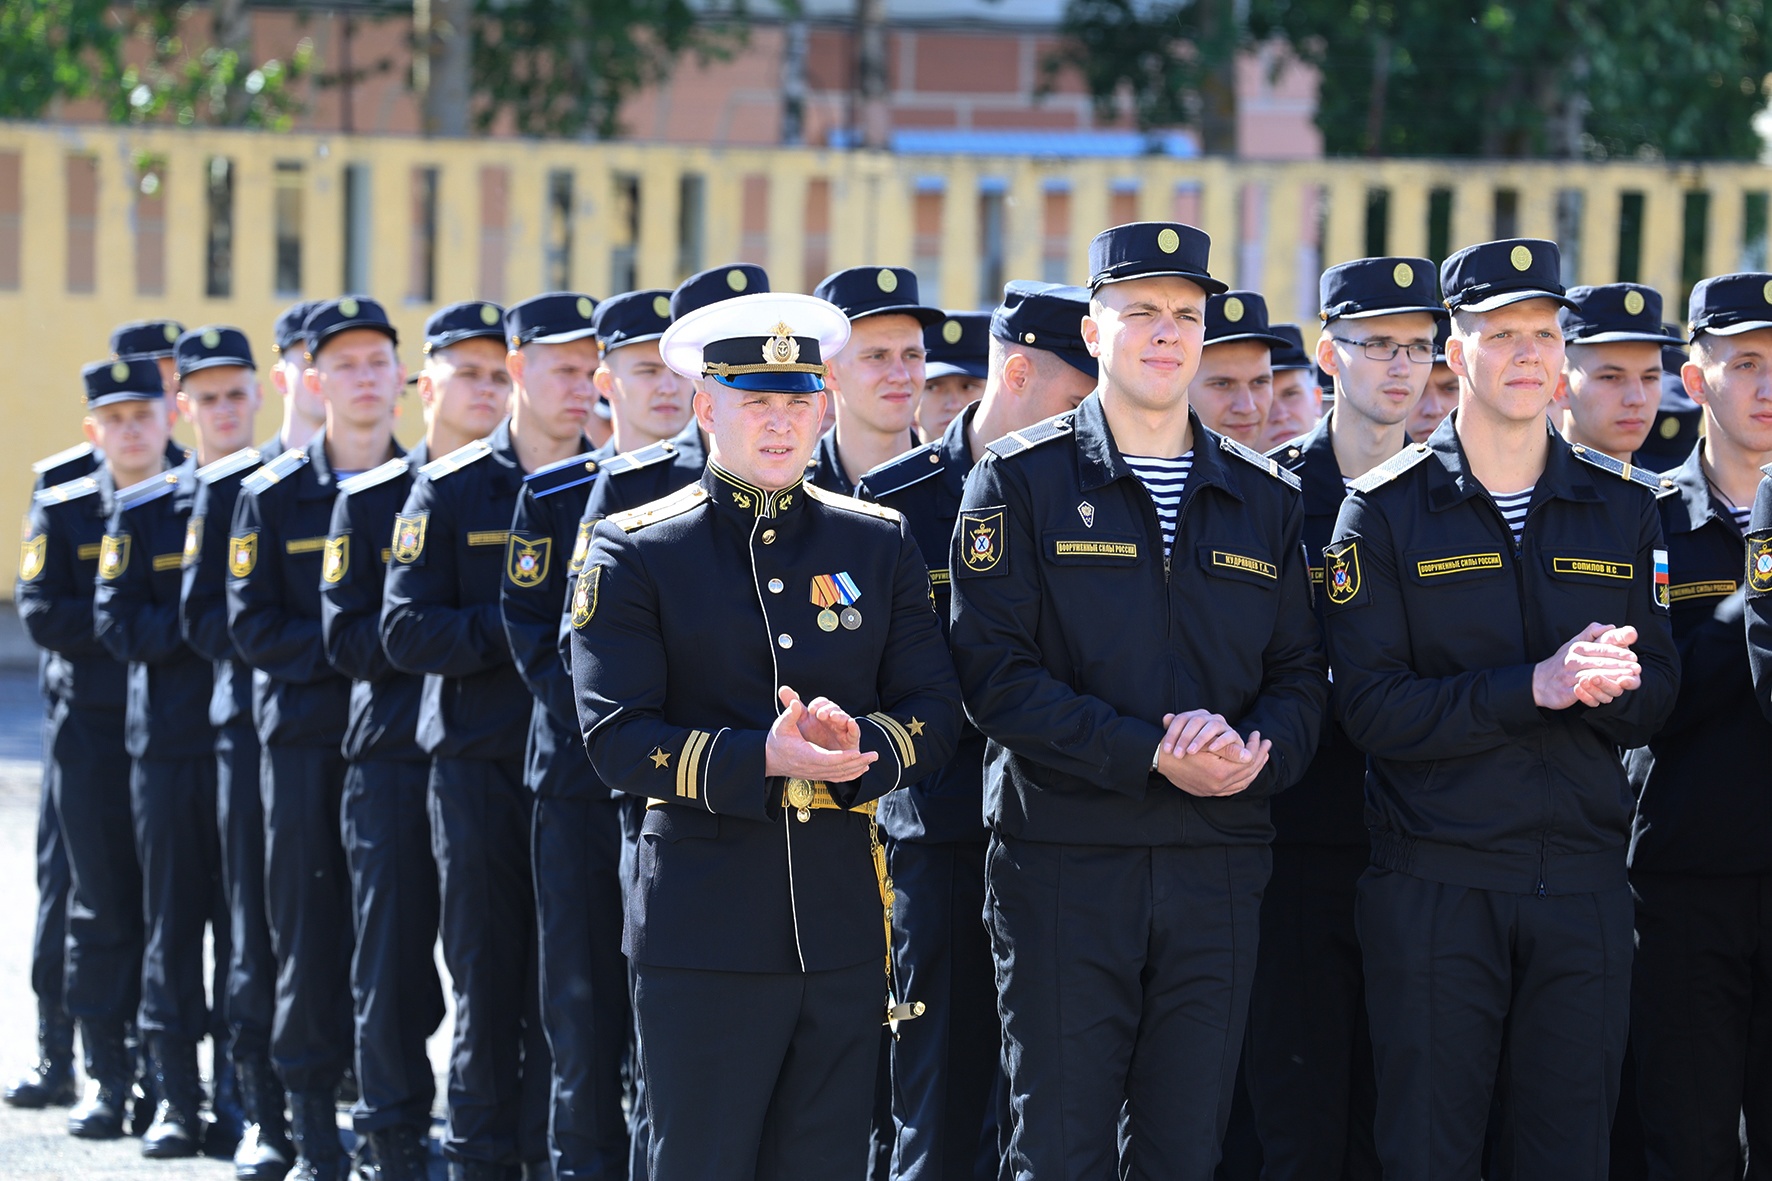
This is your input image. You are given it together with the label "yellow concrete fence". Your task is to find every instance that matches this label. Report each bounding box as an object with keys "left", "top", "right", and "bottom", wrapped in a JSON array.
[{"left": 0, "top": 118, "right": 1767, "bottom": 590}]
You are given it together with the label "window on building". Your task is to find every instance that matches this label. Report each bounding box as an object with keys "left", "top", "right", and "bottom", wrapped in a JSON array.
[
  {"left": 1172, "top": 182, "right": 1202, "bottom": 229},
  {"left": 677, "top": 173, "right": 706, "bottom": 282},
  {"left": 1427, "top": 187, "right": 1454, "bottom": 265},
  {"left": 606, "top": 172, "right": 634, "bottom": 295},
  {"left": 1364, "top": 187, "right": 1390, "bottom": 259},
  {"left": 409, "top": 166, "right": 439, "bottom": 303},
  {"left": 1109, "top": 182, "right": 1139, "bottom": 227},
  {"left": 978, "top": 180, "right": 1007, "bottom": 307},
  {"left": 1681, "top": 190, "right": 1710, "bottom": 310},
  {"left": 0, "top": 152, "right": 18, "bottom": 292},
  {"left": 205, "top": 156, "right": 234, "bottom": 299},
  {"left": 66, "top": 154, "right": 97, "bottom": 295},
  {"left": 134, "top": 157, "right": 167, "bottom": 298},
  {"left": 274, "top": 161, "right": 303, "bottom": 297},
  {"left": 1240, "top": 182, "right": 1269, "bottom": 291},
  {"left": 1041, "top": 183, "right": 1070, "bottom": 285},
  {"left": 1616, "top": 191, "right": 1645, "bottom": 283},
  {"left": 1555, "top": 189, "right": 1584, "bottom": 286},
  {"left": 479, "top": 166, "right": 508, "bottom": 304},
  {"left": 1493, "top": 188, "right": 1520, "bottom": 240},
  {"left": 740, "top": 174, "right": 769, "bottom": 265},
  {"left": 913, "top": 180, "right": 944, "bottom": 299},
  {"left": 803, "top": 178, "right": 831, "bottom": 294},
  {"left": 342, "top": 163, "right": 372, "bottom": 293},
  {"left": 1744, "top": 191, "right": 1769, "bottom": 272},
  {"left": 550, "top": 169, "right": 578, "bottom": 292}
]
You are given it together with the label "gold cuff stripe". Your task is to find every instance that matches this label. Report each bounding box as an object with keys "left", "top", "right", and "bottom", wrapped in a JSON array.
[
  {"left": 285, "top": 536, "right": 328, "bottom": 554},
  {"left": 467, "top": 530, "right": 509, "bottom": 547},
  {"left": 676, "top": 729, "right": 711, "bottom": 800},
  {"left": 151, "top": 552, "right": 183, "bottom": 572},
  {"left": 868, "top": 712, "right": 917, "bottom": 768}
]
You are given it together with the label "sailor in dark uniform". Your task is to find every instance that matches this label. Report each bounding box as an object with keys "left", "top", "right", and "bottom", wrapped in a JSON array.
[
  {"left": 572, "top": 291, "right": 961, "bottom": 1180},
  {"left": 855, "top": 281, "right": 1096, "bottom": 1180},
  {"left": 20, "top": 358, "right": 178, "bottom": 1140},
  {"left": 807, "top": 266, "right": 944, "bottom": 493}
]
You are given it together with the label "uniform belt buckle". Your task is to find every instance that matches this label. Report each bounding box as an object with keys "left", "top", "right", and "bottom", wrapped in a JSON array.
[{"left": 785, "top": 778, "right": 816, "bottom": 823}]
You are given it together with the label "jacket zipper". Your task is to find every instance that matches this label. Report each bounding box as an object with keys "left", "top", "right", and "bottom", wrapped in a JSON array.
[{"left": 1497, "top": 495, "right": 1552, "bottom": 897}]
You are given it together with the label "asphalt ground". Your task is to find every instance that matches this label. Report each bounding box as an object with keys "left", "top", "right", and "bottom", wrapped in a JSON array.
[{"left": 0, "top": 667, "right": 457, "bottom": 1179}]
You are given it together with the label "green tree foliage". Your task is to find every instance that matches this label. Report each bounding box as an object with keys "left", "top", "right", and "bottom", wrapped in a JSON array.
[
  {"left": 472, "top": 0, "right": 751, "bottom": 139},
  {"left": 0, "top": 0, "right": 125, "bottom": 118}
]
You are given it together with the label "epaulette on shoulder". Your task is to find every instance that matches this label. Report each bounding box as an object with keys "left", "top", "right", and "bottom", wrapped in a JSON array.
[
  {"left": 338, "top": 456, "right": 411, "bottom": 497},
  {"left": 525, "top": 450, "right": 604, "bottom": 500},
  {"left": 1349, "top": 442, "right": 1435, "bottom": 495},
  {"left": 856, "top": 442, "right": 943, "bottom": 499},
  {"left": 598, "top": 439, "right": 680, "bottom": 479},
  {"left": 805, "top": 482, "right": 904, "bottom": 523},
  {"left": 1267, "top": 435, "right": 1310, "bottom": 471},
  {"left": 1569, "top": 444, "right": 1679, "bottom": 498},
  {"left": 33, "top": 475, "right": 100, "bottom": 506},
  {"left": 985, "top": 413, "right": 1074, "bottom": 460},
  {"left": 607, "top": 483, "right": 709, "bottom": 533},
  {"left": 242, "top": 447, "right": 311, "bottom": 494},
  {"left": 1219, "top": 434, "right": 1303, "bottom": 491},
  {"left": 419, "top": 437, "right": 494, "bottom": 481},
  {"left": 117, "top": 470, "right": 181, "bottom": 512},
  {"left": 31, "top": 441, "right": 95, "bottom": 474},
  {"left": 195, "top": 447, "right": 262, "bottom": 485}
]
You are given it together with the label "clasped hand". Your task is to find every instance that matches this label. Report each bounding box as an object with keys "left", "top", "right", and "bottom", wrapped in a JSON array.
[
  {"left": 1156, "top": 709, "right": 1271, "bottom": 798},
  {"left": 763, "top": 684, "right": 878, "bottom": 783}
]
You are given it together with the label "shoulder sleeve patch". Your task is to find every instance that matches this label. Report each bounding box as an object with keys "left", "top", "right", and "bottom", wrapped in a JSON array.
[
  {"left": 608, "top": 484, "right": 709, "bottom": 533},
  {"left": 418, "top": 437, "right": 494, "bottom": 481},
  {"left": 117, "top": 471, "right": 180, "bottom": 512},
  {"left": 1219, "top": 435, "right": 1303, "bottom": 491},
  {"left": 1568, "top": 444, "right": 1679, "bottom": 498},
  {"left": 599, "top": 440, "right": 679, "bottom": 478},
  {"left": 242, "top": 447, "right": 311, "bottom": 494},
  {"left": 1323, "top": 538, "right": 1366, "bottom": 607},
  {"left": 1748, "top": 530, "right": 1772, "bottom": 597},
  {"left": 1349, "top": 443, "right": 1435, "bottom": 495},
  {"left": 803, "top": 483, "right": 904, "bottom": 522},
  {"left": 195, "top": 447, "right": 263, "bottom": 485},
  {"left": 956, "top": 505, "right": 1008, "bottom": 577},
  {"left": 31, "top": 441, "right": 95, "bottom": 474},
  {"left": 338, "top": 457, "right": 411, "bottom": 496},
  {"left": 985, "top": 413, "right": 1075, "bottom": 460}
]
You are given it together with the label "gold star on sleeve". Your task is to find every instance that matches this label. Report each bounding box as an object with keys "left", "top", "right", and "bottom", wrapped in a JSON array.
[
  {"left": 907, "top": 718, "right": 925, "bottom": 737},
  {"left": 650, "top": 748, "right": 672, "bottom": 769}
]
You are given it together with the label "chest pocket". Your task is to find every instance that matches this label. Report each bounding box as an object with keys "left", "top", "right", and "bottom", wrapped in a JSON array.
[
  {"left": 1197, "top": 544, "right": 1280, "bottom": 588},
  {"left": 1405, "top": 547, "right": 1508, "bottom": 585},
  {"left": 1542, "top": 549, "right": 1635, "bottom": 587},
  {"left": 1043, "top": 531, "right": 1143, "bottom": 566}
]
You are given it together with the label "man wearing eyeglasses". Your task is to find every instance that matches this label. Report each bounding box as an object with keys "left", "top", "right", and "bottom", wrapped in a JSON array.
[{"left": 1252, "top": 258, "right": 1443, "bottom": 1180}]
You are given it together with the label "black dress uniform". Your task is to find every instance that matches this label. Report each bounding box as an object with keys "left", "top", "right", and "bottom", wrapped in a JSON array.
[
  {"left": 512, "top": 287, "right": 679, "bottom": 1181},
  {"left": 18, "top": 360, "right": 163, "bottom": 1137},
  {"left": 855, "top": 279, "right": 1097, "bottom": 1181},
  {"left": 382, "top": 403, "right": 578, "bottom": 1175},
  {"left": 806, "top": 266, "right": 942, "bottom": 495},
  {"left": 228, "top": 426, "right": 362, "bottom": 1162},
  {"left": 182, "top": 437, "right": 292, "bottom": 1176},
  {"left": 1322, "top": 239, "right": 1680, "bottom": 1181},
  {"left": 322, "top": 440, "right": 444, "bottom": 1178},
  {"left": 94, "top": 451, "right": 233, "bottom": 1154},
  {"left": 1243, "top": 257, "right": 1444, "bottom": 1181}
]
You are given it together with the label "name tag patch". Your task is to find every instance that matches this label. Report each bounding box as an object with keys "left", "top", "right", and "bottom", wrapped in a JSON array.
[
  {"left": 1669, "top": 579, "right": 1737, "bottom": 603},
  {"left": 1417, "top": 552, "right": 1502, "bottom": 578},
  {"left": 1055, "top": 540, "right": 1139, "bottom": 559},
  {"left": 1552, "top": 556, "right": 1632, "bottom": 580},
  {"left": 1211, "top": 550, "right": 1276, "bottom": 579}
]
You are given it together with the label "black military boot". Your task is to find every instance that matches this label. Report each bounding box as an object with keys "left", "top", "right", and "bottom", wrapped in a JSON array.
[
  {"left": 141, "top": 1034, "right": 202, "bottom": 1158},
  {"left": 363, "top": 1123, "right": 433, "bottom": 1180},
  {"left": 66, "top": 1020, "right": 130, "bottom": 1139},
  {"left": 232, "top": 1052, "right": 293, "bottom": 1181},
  {"left": 3, "top": 1002, "right": 76, "bottom": 1108},
  {"left": 204, "top": 1052, "right": 246, "bottom": 1157},
  {"left": 448, "top": 1161, "right": 520, "bottom": 1181},
  {"left": 288, "top": 1089, "right": 346, "bottom": 1181}
]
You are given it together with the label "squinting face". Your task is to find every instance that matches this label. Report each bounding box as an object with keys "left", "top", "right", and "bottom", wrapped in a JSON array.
[
  {"left": 915, "top": 374, "right": 983, "bottom": 441},
  {"left": 1448, "top": 300, "right": 1566, "bottom": 427},
  {"left": 1688, "top": 327, "right": 1772, "bottom": 455},
  {"left": 1188, "top": 340, "right": 1273, "bottom": 446},
  {"left": 1262, "top": 369, "right": 1322, "bottom": 449},
  {"left": 1558, "top": 341, "right": 1662, "bottom": 457},
  {"left": 697, "top": 383, "right": 826, "bottom": 491},
  {"left": 86, "top": 399, "right": 172, "bottom": 473},
  {"left": 424, "top": 337, "right": 511, "bottom": 442},
  {"left": 826, "top": 314, "right": 926, "bottom": 436},
  {"left": 1083, "top": 275, "right": 1207, "bottom": 415},
  {"left": 308, "top": 329, "right": 404, "bottom": 431},
  {"left": 599, "top": 341, "right": 691, "bottom": 444},
  {"left": 1408, "top": 364, "right": 1461, "bottom": 440},
  {"left": 178, "top": 366, "right": 262, "bottom": 456},
  {"left": 515, "top": 338, "right": 600, "bottom": 444}
]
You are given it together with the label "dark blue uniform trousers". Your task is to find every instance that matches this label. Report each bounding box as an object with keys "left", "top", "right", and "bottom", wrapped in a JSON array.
[
  {"left": 987, "top": 836, "right": 1267, "bottom": 1181},
  {"left": 1629, "top": 871, "right": 1772, "bottom": 1181},
  {"left": 618, "top": 795, "right": 651, "bottom": 1181},
  {"left": 32, "top": 702, "right": 70, "bottom": 1015},
  {"left": 341, "top": 758, "right": 443, "bottom": 1135},
  {"left": 429, "top": 755, "right": 550, "bottom": 1167},
  {"left": 532, "top": 792, "right": 630, "bottom": 1179},
  {"left": 51, "top": 703, "right": 142, "bottom": 1030},
  {"left": 261, "top": 743, "right": 354, "bottom": 1096},
  {"left": 886, "top": 837, "right": 1002, "bottom": 1181},
  {"left": 634, "top": 958, "right": 881, "bottom": 1181},
  {"left": 217, "top": 723, "right": 275, "bottom": 1062},
  {"left": 1243, "top": 843, "right": 1378, "bottom": 1181},
  {"left": 1358, "top": 869, "right": 1632, "bottom": 1181},
  {"left": 132, "top": 756, "right": 229, "bottom": 1043}
]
